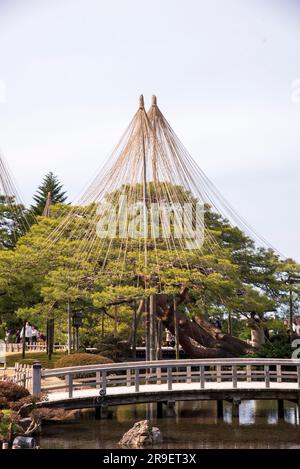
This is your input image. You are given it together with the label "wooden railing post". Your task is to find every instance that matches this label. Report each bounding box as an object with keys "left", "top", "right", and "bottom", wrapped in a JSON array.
[
  {"left": 276, "top": 364, "right": 282, "bottom": 383},
  {"left": 167, "top": 367, "right": 172, "bottom": 390},
  {"left": 96, "top": 371, "right": 101, "bottom": 388},
  {"left": 157, "top": 367, "right": 162, "bottom": 385},
  {"left": 297, "top": 365, "right": 300, "bottom": 389},
  {"left": 187, "top": 365, "right": 192, "bottom": 384},
  {"left": 216, "top": 365, "right": 221, "bottom": 383},
  {"left": 135, "top": 368, "right": 140, "bottom": 392},
  {"left": 32, "top": 361, "right": 42, "bottom": 396},
  {"left": 65, "top": 374, "right": 73, "bottom": 398},
  {"left": 200, "top": 366, "right": 205, "bottom": 389},
  {"left": 101, "top": 371, "right": 107, "bottom": 392},
  {"left": 246, "top": 365, "right": 251, "bottom": 382},
  {"left": 264, "top": 365, "right": 270, "bottom": 388},
  {"left": 126, "top": 369, "right": 131, "bottom": 387},
  {"left": 232, "top": 365, "right": 237, "bottom": 389}
]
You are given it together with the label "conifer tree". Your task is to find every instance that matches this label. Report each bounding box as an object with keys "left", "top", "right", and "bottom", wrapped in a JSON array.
[{"left": 31, "top": 172, "right": 67, "bottom": 215}]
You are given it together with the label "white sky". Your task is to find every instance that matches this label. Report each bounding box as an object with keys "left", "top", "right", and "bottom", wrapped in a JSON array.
[{"left": 0, "top": 0, "right": 300, "bottom": 259}]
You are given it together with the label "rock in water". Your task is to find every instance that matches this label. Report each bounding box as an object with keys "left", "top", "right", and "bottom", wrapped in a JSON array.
[
  {"left": 152, "top": 427, "right": 163, "bottom": 444},
  {"left": 118, "top": 420, "right": 163, "bottom": 448}
]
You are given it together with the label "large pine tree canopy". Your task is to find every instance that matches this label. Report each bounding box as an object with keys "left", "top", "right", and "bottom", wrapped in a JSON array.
[
  {"left": 0, "top": 99, "right": 299, "bottom": 357},
  {"left": 31, "top": 172, "right": 67, "bottom": 215}
]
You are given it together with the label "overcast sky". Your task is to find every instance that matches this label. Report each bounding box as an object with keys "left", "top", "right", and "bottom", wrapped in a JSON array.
[{"left": 0, "top": 0, "right": 300, "bottom": 259}]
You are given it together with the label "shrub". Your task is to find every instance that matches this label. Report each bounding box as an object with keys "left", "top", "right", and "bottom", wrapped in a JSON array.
[
  {"left": 0, "top": 381, "right": 29, "bottom": 409},
  {"left": 255, "top": 333, "right": 293, "bottom": 359},
  {"left": 55, "top": 353, "right": 113, "bottom": 368},
  {"left": 93, "top": 335, "right": 132, "bottom": 361},
  {"left": 0, "top": 410, "right": 23, "bottom": 442},
  {"left": 9, "top": 394, "right": 40, "bottom": 412}
]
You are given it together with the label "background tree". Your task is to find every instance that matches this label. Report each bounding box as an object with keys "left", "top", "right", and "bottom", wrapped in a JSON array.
[
  {"left": 31, "top": 172, "right": 67, "bottom": 215},
  {"left": 0, "top": 195, "right": 31, "bottom": 249}
]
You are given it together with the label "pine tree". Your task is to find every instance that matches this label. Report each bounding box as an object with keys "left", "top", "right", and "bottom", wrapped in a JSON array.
[
  {"left": 0, "top": 195, "right": 29, "bottom": 249},
  {"left": 31, "top": 172, "right": 67, "bottom": 215}
]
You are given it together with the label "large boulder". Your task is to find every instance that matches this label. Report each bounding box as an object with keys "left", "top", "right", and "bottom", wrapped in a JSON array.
[{"left": 119, "top": 420, "right": 163, "bottom": 448}]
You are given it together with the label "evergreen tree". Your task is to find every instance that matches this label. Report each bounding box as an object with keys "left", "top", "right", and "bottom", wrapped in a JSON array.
[
  {"left": 0, "top": 195, "right": 29, "bottom": 249},
  {"left": 31, "top": 172, "right": 67, "bottom": 215}
]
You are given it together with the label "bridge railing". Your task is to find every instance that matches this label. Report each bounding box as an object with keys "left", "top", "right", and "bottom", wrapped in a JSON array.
[
  {"left": 10, "top": 362, "right": 33, "bottom": 392},
  {"left": 4, "top": 343, "right": 67, "bottom": 353},
  {"left": 32, "top": 358, "right": 300, "bottom": 398}
]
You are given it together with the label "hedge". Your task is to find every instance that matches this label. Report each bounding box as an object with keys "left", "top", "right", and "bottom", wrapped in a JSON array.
[{"left": 55, "top": 353, "right": 113, "bottom": 368}]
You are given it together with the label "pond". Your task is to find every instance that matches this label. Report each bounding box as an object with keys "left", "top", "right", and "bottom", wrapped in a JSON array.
[{"left": 40, "top": 400, "right": 300, "bottom": 449}]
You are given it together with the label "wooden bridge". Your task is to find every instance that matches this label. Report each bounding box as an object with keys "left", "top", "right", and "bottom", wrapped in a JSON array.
[{"left": 18, "top": 358, "right": 300, "bottom": 418}]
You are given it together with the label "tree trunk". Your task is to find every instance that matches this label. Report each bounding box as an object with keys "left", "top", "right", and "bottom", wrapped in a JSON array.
[
  {"left": 155, "top": 290, "right": 253, "bottom": 359},
  {"left": 22, "top": 320, "right": 26, "bottom": 359}
]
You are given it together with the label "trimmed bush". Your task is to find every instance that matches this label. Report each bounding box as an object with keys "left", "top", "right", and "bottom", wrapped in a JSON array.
[
  {"left": 55, "top": 353, "right": 113, "bottom": 368},
  {"left": 0, "top": 381, "right": 29, "bottom": 409}
]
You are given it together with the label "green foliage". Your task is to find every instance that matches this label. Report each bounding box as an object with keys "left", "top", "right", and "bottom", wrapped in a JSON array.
[
  {"left": 0, "top": 182, "right": 299, "bottom": 350},
  {"left": 55, "top": 352, "right": 113, "bottom": 368},
  {"left": 255, "top": 333, "right": 293, "bottom": 358},
  {"left": 31, "top": 172, "right": 67, "bottom": 215},
  {"left": 0, "top": 409, "right": 23, "bottom": 442},
  {"left": 0, "top": 195, "right": 31, "bottom": 249},
  {"left": 92, "top": 334, "right": 132, "bottom": 361}
]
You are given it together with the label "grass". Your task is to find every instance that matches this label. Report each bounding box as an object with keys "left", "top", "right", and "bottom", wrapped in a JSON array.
[{"left": 4, "top": 351, "right": 67, "bottom": 369}]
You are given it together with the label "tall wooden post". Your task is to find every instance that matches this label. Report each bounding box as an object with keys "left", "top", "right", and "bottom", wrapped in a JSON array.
[
  {"left": 173, "top": 295, "right": 180, "bottom": 359},
  {"left": 139, "top": 95, "right": 151, "bottom": 362},
  {"left": 46, "top": 318, "right": 50, "bottom": 357},
  {"left": 156, "top": 320, "right": 162, "bottom": 360},
  {"left": 75, "top": 326, "right": 79, "bottom": 352},
  {"left": 228, "top": 310, "right": 233, "bottom": 335},
  {"left": 48, "top": 317, "right": 54, "bottom": 360},
  {"left": 149, "top": 294, "right": 156, "bottom": 361},
  {"left": 101, "top": 312, "right": 105, "bottom": 338},
  {"left": 114, "top": 305, "right": 118, "bottom": 337},
  {"left": 132, "top": 303, "right": 137, "bottom": 360},
  {"left": 67, "top": 300, "right": 72, "bottom": 355},
  {"left": 289, "top": 284, "right": 293, "bottom": 334}
]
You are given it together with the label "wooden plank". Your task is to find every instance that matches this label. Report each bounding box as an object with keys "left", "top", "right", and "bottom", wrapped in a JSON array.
[{"left": 297, "top": 365, "right": 300, "bottom": 389}]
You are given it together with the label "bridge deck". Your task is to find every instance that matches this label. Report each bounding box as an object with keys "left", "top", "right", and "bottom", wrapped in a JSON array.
[{"left": 45, "top": 381, "right": 300, "bottom": 405}]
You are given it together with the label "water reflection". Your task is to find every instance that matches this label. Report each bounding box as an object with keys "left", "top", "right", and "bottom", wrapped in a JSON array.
[{"left": 40, "top": 400, "right": 300, "bottom": 449}]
